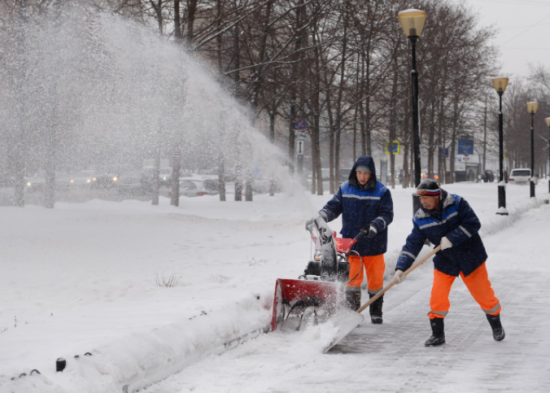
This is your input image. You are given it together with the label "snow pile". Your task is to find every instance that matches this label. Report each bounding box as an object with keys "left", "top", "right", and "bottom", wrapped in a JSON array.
[{"left": 3, "top": 293, "right": 271, "bottom": 393}]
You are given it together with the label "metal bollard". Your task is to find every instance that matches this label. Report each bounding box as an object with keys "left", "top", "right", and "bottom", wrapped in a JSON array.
[{"left": 56, "top": 357, "right": 66, "bottom": 372}]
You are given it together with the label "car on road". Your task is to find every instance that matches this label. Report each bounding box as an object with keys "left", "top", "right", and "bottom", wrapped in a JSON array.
[
  {"left": 69, "top": 170, "right": 96, "bottom": 188},
  {"left": 159, "top": 168, "right": 172, "bottom": 187},
  {"left": 26, "top": 171, "right": 72, "bottom": 192},
  {"left": 117, "top": 171, "right": 146, "bottom": 195},
  {"left": 91, "top": 172, "right": 119, "bottom": 189},
  {"left": 508, "top": 168, "right": 531, "bottom": 184},
  {"left": 26, "top": 172, "right": 46, "bottom": 192}
]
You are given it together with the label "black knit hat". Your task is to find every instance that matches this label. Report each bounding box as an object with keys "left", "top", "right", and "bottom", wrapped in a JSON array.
[{"left": 416, "top": 179, "right": 441, "bottom": 196}]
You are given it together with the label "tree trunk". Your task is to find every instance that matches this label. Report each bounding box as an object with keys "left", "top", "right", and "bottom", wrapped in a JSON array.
[
  {"left": 218, "top": 152, "right": 226, "bottom": 201},
  {"left": 170, "top": 145, "right": 181, "bottom": 206},
  {"left": 216, "top": 0, "right": 223, "bottom": 73},
  {"left": 151, "top": 126, "right": 161, "bottom": 206},
  {"left": 174, "top": 0, "right": 182, "bottom": 40},
  {"left": 269, "top": 109, "right": 276, "bottom": 196},
  {"left": 427, "top": 102, "right": 436, "bottom": 179},
  {"left": 186, "top": 0, "right": 198, "bottom": 44}
]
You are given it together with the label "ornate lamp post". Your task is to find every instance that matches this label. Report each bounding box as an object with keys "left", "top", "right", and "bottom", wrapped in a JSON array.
[
  {"left": 546, "top": 117, "right": 550, "bottom": 193},
  {"left": 526, "top": 101, "right": 538, "bottom": 198},
  {"left": 492, "top": 77, "right": 509, "bottom": 215},
  {"left": 398, "top": 9, "right": 426, "bottom": 212}
]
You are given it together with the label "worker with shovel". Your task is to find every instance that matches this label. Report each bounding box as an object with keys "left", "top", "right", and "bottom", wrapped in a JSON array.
[
  {"left": 309, "top": 155, "right": 394, "bottom": 324},
  {"left": 394, "top": 179, "right": 505, "bottom": 346}
]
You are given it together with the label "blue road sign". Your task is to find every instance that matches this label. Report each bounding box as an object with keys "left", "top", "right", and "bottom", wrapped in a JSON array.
[
  {"left": 458, "top": 139, "right": 474, "bottom": 155},
  {"left": 294, "top": 117, "right": 307, "bottom": 130}
]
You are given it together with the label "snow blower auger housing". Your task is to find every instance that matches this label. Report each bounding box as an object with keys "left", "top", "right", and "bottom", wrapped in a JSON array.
[{"left": 271, "top": 217, "right": 364, "bottom": 345}]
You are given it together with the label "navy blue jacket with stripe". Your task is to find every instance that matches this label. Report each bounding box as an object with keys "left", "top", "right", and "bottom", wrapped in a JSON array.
[
  {"left": 396, "top": 189, "right": 488, "bottom": 277},
  {"left": 319, "top": 156, "right": 394, "bottom": 256}
]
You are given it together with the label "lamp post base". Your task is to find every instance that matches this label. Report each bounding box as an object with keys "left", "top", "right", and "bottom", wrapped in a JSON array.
[
  {"left": 530, "top": 181, "right": 536, "bottom": 198},
  {"left": 497, "top": 184, "right": 508, "bottom": 215},
  {"left": 496, "top": 208, "right": 509, "bottom": 216}
]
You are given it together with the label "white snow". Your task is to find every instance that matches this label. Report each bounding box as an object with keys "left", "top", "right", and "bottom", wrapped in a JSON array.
[{"left": 1, "top": 181, "right": 550, "bottom": 392}]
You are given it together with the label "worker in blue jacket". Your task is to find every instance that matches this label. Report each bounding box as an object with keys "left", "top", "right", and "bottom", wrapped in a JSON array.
[
  {"left": 394, "top": 179, "right": 505, "bottom": 346},
  {"left": 308, "top": 156, "right": 394, "bottom": 323}
]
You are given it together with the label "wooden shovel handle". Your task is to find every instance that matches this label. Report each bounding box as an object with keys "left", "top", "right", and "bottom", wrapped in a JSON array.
[{"left": 356, "top": 245, "right": 441, "bottom": 314}]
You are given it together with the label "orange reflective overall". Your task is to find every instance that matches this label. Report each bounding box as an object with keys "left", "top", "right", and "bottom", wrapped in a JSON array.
[
  {"left": 346, "top": 254, "right": 385, "bottom": 295},
  {"left": 429, "top": 262, "right": 501, "bottom": 320}
]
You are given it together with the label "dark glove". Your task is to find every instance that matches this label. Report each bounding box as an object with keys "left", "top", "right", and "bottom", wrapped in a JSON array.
[{"left": 361, "top": 224, "right": 378, "bottom": 238}]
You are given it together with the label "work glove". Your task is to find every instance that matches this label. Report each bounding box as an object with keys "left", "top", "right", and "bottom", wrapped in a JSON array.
[
  {"left": 361, "top": 224, "right": 378, "bottom": 239},
  {"left": 440, "top": 236, "right": 452, "bottom": 250},
  {"left": 305, "top": 215, "right": 325, "bottom": 231},
  {"left": 394, "top": 270, "right": 405, "bottom": 284}
]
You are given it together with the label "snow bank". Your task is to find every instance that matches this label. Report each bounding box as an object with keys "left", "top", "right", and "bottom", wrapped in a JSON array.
[{"left": 3, "top": 293, "right": 271, "bottom": 393}]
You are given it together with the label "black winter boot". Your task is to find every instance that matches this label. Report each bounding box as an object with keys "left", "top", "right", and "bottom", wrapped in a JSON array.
[
  {"left": 369, "top": 293, "right": 383, "bottom": 324},
  {"left": 486, "top": 314, "right": 505, "bottom": 341},
  {"left": 425, "top": 318, "right": 445, "bottom": 346},
  {"left": 345, "top": 291, "right": 361, "bottom": 311}
]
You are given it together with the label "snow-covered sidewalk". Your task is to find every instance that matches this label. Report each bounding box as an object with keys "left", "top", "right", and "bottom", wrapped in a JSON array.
[
  {"left": 1, "top": 181, "right": 549, "bottom": 392},
  {"left": 144, "top": 186, "right": 550, "bottom": 393}
]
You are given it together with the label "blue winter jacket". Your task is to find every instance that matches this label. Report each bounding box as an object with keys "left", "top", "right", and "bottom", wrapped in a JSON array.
[
  {"left": 319, "top": 156, "right": 394, "bottom": 256},
  {"left": 396, "top": 189, "right": 488, "bottom": 277}
]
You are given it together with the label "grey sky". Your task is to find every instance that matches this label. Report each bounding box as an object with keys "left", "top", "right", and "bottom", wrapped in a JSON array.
[{"left": 448, "top": 0, "right": 550, "bottom": 79}]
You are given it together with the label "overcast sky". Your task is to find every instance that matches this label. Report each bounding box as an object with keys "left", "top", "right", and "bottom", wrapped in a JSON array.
[{"left": 447, "top": 0, "right": 550, "bottom": 80}]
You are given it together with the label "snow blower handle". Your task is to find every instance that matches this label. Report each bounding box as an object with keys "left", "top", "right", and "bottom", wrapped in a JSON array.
[{"left": 356, "top": 245, "right": 442, "bottom": 314}]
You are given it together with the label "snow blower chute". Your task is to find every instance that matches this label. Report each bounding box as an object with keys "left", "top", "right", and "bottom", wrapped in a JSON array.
[{"left": 271, "top": 217, "right": 364, "bottom": 352}]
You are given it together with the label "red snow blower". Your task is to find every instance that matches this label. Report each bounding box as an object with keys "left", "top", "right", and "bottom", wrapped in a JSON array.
[{"left": 270, "top": 217, "right": 364, "bottom": 351}]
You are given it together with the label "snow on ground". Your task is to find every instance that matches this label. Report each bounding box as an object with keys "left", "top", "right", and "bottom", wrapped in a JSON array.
[{"left": 1, "top": 181, "right": 549, "bottom": 392}]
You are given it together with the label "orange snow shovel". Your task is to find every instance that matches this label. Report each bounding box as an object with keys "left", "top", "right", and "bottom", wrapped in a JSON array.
[{"left": 323, "top": 245, "right": 442, "bottom": 352}]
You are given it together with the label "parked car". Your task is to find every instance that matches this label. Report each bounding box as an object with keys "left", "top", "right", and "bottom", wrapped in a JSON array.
[
  {"left": 117, "top": 171, "right": 146, "bottom": 195},
  {"left": 173, "top": 178, "right": 220, "bottom": 198},
  {"left": 508, "top": 168, "right": 531, "bottom": 184},
  {"left": 421, "top": 172, "right": 439, "bottom": 180}
]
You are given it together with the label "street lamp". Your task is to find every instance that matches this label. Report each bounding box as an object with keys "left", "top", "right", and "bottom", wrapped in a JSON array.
[
  {"left": 526, "top": 101, "right": 538, "bottom": 198},
  {"left": 546, "top": 117, "right": 550, "bottom": 193},
  {"left": 492, "top": 77, "right": 509, "bottom": 215},
  {"left": 398, "top": 9, "right": 426, "bottom": 213}
]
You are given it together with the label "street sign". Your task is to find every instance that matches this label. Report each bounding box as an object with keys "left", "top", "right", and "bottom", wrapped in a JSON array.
[
  {"left": 297, "top": 140, "right": 304, "bottom": 156},
  {"left": 385, "top": 140, "right": 400, "bottom": 155},
  {"left": 458, "top": 139, "right": 474, "bottom": 155},
  {"left": 294, "top": 117, "right": 307, "bottom": 131}
]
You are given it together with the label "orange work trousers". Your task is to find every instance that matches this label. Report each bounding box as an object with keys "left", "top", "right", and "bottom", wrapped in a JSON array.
[
  {"left": 346, "top": 254, "right": 385, "bottom": 295},
  {"left": 429, "top": 262, "right": 501, "bottom": 320}
]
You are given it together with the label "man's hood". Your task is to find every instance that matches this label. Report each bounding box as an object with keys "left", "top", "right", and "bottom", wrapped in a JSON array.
[{"left": 349, "top": 155, "right": 377, "bottom": 189}]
